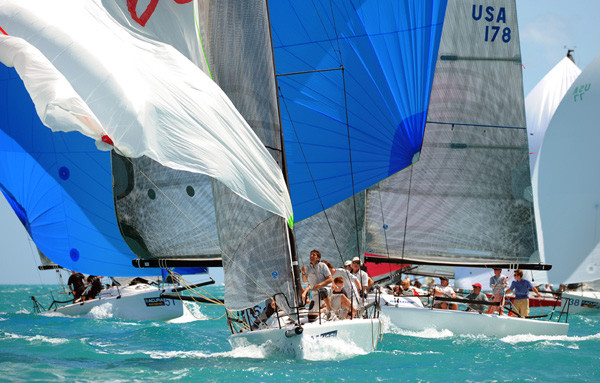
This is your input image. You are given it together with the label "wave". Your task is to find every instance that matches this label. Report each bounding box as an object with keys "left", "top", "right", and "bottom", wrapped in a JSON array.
[
  {"left": 378, "top": 314, "right": 453, "bottom": 338},
  {"left": 86, "top": 303, "right": 115, "bottom": 319},
  {"left": 16, "top": 308, "right": 31, "bottom": 314},
  {"left": 2, "top": 332, "right": 69, "bottom": 344},
  {"left": 299, "top": 336, "right": 369, "bottom": 361},
  {"left": 167, "top": 302, "right": 207, "bottom": 324},
  {"left": 501, "top": 332, "right": 600, "bottom": 344}
]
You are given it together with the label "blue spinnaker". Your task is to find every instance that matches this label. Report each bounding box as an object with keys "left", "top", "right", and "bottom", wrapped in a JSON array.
[
  {"left": 0, "top": 64, "right": 205, "bottom": 277},
  {"left": 270, "top": 0, "right": 447, "bottom": 221}
]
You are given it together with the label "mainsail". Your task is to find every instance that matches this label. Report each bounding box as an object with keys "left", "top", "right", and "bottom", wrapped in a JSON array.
[
  {"left": 197, "top": 1, "right": 297, "bottom": 311},
  {"left": 270, "top": 0, "right": 447, "bottom": 264},
  {"left": 98, "top": 1, "right": 221, "bottom": 262},
  {"left": 535, "top": 53, "right": 600, "bottom": 284},
  {"left": 365, "top": 0, "right": 539, "bottom": 268},
  {"left": 112, "top": 1, "right": 297, "bottom": 311}
]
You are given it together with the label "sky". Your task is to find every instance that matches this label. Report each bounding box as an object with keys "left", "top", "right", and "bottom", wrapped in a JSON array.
[{"left": 1, "top": 1, "right": 599, "bottom": 285}]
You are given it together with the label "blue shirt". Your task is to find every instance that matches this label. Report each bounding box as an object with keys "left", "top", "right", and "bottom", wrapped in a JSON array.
[{"left": 510, "top": 279, "right": 534, "bottom": 299}]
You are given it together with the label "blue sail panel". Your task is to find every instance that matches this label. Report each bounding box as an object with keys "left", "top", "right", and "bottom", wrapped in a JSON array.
[
  {"left": 0, "top": 64, "right": 163, "bottom": 277},
  {"left": 271, "top": 0, "right": 447, "bottom": 221}
]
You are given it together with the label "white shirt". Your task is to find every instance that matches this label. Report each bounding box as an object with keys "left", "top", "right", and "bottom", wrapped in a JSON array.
[
  {"left": 306, "top": 262, "right": 331, "bottom": 288},
  {"left": 352, "top": 269, "right": 369, "bottom": 289},
  {"left": 436, "top": 284, "right": 455, "bottom": 298}
]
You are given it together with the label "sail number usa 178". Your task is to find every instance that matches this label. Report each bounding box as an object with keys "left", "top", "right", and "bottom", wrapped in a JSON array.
[{"left": 472, "top": 4, "right": 511, "bottom": 43}]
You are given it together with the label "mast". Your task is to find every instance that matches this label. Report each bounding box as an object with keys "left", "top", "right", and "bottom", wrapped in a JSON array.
[{"left": 265, "top": 0, "right": 303, "bottom": 304}]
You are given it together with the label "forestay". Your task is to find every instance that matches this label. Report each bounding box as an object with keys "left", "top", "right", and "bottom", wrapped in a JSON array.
[{"left": 365, "top": 0, "right": 539, "bottom": 266}]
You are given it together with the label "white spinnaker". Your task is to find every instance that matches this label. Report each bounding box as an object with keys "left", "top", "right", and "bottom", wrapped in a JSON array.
[
  {"left": 0, "top": 0, "right": 292, "bottom": 220},
  {"left": 526, "top": 56, "right": 581, "bottom": 175},
  {"left": 525, "top": 56, "right": 580, "bottom": 284},
  {"left": 534, "top": 53, "right": 600, "bottom": 284}
]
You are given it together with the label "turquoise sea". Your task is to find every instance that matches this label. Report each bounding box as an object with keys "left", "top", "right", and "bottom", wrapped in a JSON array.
[{"left": 1, "top": 285, "right": 599, "bottom": 382}]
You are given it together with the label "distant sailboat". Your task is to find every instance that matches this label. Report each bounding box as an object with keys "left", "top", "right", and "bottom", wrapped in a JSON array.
[{"left": 534, "top": 51, "right": 600, "bottom": 313}]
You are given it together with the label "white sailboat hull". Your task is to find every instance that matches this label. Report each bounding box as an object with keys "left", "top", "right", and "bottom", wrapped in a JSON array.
[
  {"left": 229, "top": 318, "right": 382, "bottom": 358},
  {"left": 48, "top": 284, "right": 186, "bottom": 321},
  {"left": 562, "top": 291, "right": 600, "bottom": 313},
  {"left": 381, "top": 305, "right": 568, "bottom": 336}
]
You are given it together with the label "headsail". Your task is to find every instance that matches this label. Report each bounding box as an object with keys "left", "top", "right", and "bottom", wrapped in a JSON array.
[
  {"left": 535, "top": 53, "right": 600, "bottom": 284},
  {"left": 364, "top": 0, "right": 539, "bottom": 268},
  {"left": 523, "top": 54, "right": 580, "bottom": 284},
  {"left": 270, "top": 0, "right": 447, "bottom": 264},
  {"left": 0, "top": 0, "right": 292, "bottom": 220},
  {"left": 526, "top": 56, "right": 581, "bottom": 175}
]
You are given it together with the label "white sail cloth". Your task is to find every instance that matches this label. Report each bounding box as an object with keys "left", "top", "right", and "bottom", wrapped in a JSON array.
[
  {"left": 525, "top": 56, "right": 580, "bottom": 284},
  {"left": 0, "top": 0, "right": 293, "bottom": 220},
  {"left": 534, "top": 53, "right": 600, "bottom": 284},
  {"left": 526, "top": 56, "right": 581, "bottom": 175}
]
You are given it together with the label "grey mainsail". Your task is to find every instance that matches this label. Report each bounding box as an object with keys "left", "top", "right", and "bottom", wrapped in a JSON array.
[
  {"left": 198, "top": 1, "right": 296, "bottom": 311},
  {"left": 365, "top": 0, "right": 538, "bottom": 267},
  {"left": 113, "top": 0, "right": 297, "bottom": 311}
]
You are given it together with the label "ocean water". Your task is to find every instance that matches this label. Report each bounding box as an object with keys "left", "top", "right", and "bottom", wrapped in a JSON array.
[{"left": 1, "top": 285, "right": 599, "bottom": 382}]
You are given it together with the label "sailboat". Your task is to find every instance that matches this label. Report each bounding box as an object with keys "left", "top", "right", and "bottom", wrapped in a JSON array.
[
  {"left": 453, "top": 52, "right": 583, "bottom": 310},
  {"left": 534, "top": 51, "right": 600, "bottom": 314},
  {"left": 363, "top": 0, "right": 569, "bottom": 336}
]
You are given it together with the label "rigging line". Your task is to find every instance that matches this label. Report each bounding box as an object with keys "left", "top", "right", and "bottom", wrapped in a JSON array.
[
  {"left": 311, "top": 0, "right": 342, "bottom": 63},
  {"left": 168, "top": 270, "right": 226, "bottom": 320},
  {"left": 399, "top": 164, "right": 415, "bottom": 265},
  {"left": 278, "top": 87, "right": 346, "bottom": 267},
  {"left": 169, "top": 270, "right": 222, "bottom": 305},
  {"left": 122, "top": 157, "right": 279, "bottom": 303},
  {"left": 376, "top": 183, "right": 393, "bottom": 281},
  {"left": 329, "top": 0, "right": 361, "bottom": 262},
  {"left": 25, "top": 232, "right": 45, "bottom": 286}
]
